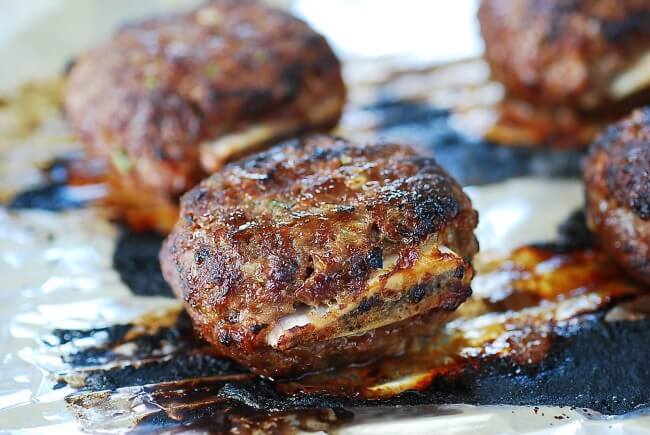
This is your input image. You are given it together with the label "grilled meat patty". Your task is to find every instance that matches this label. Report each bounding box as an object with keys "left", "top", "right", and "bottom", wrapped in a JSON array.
[
  {"left": 160, "top": 136, "right": 479, "bottom": 376},
  {"left": 584, "top": 107, "right": 650, "bottom": 285},
  {"left": 479, "top": 0, "right": 650, "bottom": 111},
  {"left": 65, "top": 0, "right": 344, "bottom": 217}
]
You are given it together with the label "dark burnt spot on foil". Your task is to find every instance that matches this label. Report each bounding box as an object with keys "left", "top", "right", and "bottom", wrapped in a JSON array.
[
  {"left": 47, "top": 323, "right": 133, "bottom": 346},
  {"left": 8, "top": 183, "right": 89, "bottom": 211},
  {"left": 52, "top": 381, "right": 67, "bottom": 390},
  {"left": 112, "top": 226, "right": 174, "bottom": 298},
  {"left": 131, "top": 404, "right": 352, "bottom": 434},
  {"left": 531, "top": 208, "right": 596, "bottom": 252},
  {"left": 63, "top": 321, "right": 192, "bottom": 367},
  {"left": 55, "top": 309, "right": 248, "bottom": 392},
  {"left": 439, "top": 316, "right": 650, "bottom": 415},
  {"left": 364, "top": 99, "right": 583, "bottom": 185},
  {"left": 55, "top": 305, "right": 650, "bottom": 428},
  {"left": 58, "top": 311, "right": 193, "bottom": 366},
  {"left": 367, "top": 99, "right": 450, "bottom": 128},
  {"left": 556, "top": 208, "right": 595, "bottom": 247},
  {"left": 80, "top": 353, "right": 248, "bottom": 392},
  {"left": 7, "top": 153, "right": 106, "bottom": 211}
]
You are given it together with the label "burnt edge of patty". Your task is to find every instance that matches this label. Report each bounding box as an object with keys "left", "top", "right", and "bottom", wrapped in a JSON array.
[
  {"left": 584, "top": 107, "right": 650, "bottom": 285},
  {"left": 590, "top": 107, "right": 650, "bottom": 220}
]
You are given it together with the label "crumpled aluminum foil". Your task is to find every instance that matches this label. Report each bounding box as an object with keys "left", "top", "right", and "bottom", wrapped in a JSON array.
[{"left": 2, "top": 179, "right": 650, "bottom": 433}]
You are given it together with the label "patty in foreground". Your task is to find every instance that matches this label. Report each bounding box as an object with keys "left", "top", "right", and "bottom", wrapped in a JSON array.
[
  {"left": 584, "top": 108, "right": 650, "bottom": 285},
  {"left": 65, "top": 0, "right": 344, "bottom": 230},
  {"left": 160, "top": 136, "right": 479, "bottom": 376}
]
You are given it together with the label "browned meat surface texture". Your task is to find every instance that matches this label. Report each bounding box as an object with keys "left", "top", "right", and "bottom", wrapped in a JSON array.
[
  {"left": 65, "top": 0, "right": 345, "bottom": 208},
  {"left": 584, "top": 107, "right": 650, "bottom": 285},
  {"left": 479, "top": 0, "right": 650, "bottom": 111},
  {"left": 160, "top": 135, "right": 479, "bottom": 376}
]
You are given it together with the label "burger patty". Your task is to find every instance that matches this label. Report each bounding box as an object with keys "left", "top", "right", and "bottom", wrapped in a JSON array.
[
  {"left": 65, "top": 0, "right": 345, "bottom": 202},
  {"left": 160, "top": 135, "right": 479, "bottom": 376},
  {"left": 584, "top": 107, "right": 650, "bottom": 285},
  {"left": 478, "top": 0, "right": 650, "bottom": 111}
]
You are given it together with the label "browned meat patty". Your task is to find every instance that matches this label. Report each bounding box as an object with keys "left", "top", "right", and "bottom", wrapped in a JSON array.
[
  {"left": 584, "top": 107, "right": 650, "bottom": 285},
  {"left": 65, "top": 0, "right": 344, "bottom": 207},
  {"left": 479, "top": 0, "right": 650, "bottom": 111},
  {"left": 160, "top": 135, "right": 479, "bottom": 376}
]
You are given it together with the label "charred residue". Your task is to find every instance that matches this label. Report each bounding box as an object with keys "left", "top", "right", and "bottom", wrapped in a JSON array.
[
  {"left": 47, "top": 323, "right": 133, "bottom": 346},
  {"left": 7, "top": 153, "right": 106, "bottom": 211},
  {"left": 59, "top": 315, "right": 650, "bottom": 432},
  {"left": 364, "top": 99, "right": 584, "bottom": 185},
  {"left": 113, "top": 227, "right": 174, "bottom": 297},
  {"left": 51, "top": 228, "right": 650, "bottom": 432},
  {"left": 7, "top": 62, "right": 647, "bottom": 433}
]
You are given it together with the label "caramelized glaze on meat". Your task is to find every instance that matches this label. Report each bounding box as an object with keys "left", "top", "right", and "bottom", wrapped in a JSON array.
[
  {"left": 160, "top": 136, "right": 479, "bottom": 376},
  {"left": 479, "top": 0, "right": 650, "bottom": 111},
  {"left": 584, "top": 107, "right": 650, "bottom": 285},
  {"left": 65, "top": 0, "right": 344, "bottom": 227}
]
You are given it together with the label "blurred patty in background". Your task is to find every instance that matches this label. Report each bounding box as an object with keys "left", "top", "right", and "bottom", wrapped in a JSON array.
[
  {"left": 65, "top": 0, "right": 345, "bottom": 231},
  {"left": 478, "top": 0, "right": 650, "bottom": 147}
]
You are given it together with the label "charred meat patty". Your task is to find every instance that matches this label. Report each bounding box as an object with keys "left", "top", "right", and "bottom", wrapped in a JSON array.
[
  {"left": 584, "top": 107, "right": 650, "bottom": 285},
  {"left": 65, "top": 0, "right": 344, "bottom": 211},
  {"left": 479, "top": 0, "right": 650, "bottom": 111},
  {"left": 160, "top": 136, "right": 479, "bottom": 376}
]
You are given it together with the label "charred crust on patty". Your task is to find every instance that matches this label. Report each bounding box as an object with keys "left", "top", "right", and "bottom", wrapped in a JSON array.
[
  {"left": 366, "top": 247, "right": 384, "bottom": 270},
  {"left": 409, "top": 284, "right": 428, "bottom": 304},
  {"left": 591, "top": 108, "right": 650, "bottom": 220},
  {"left": 454, "top": 264, "right": 466, "bottom": 279},
  {"left": 604, "top": 143, "right": 650, "bottom": 219},
  {"left": 584, "top": 107, "right": 650, "bottom": 285},
  {"left": 161, "top": 135, "right": 479, "bottom": 376}
]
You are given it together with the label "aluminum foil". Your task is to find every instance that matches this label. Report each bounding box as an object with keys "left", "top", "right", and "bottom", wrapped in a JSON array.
[
  {"left": 1, "top": 1, "right": 650, "bottom": 433},
  {"left": 1, "top": 179, "right": 649, "bottom": 433}
]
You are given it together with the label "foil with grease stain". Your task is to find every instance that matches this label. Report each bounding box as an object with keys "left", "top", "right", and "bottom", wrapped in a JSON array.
[
  {"left": 38, "top": 239, "right": 645, "bottom": 432},
  {"left": 4, "top": 182, "right": 650, "bottom": 433},
  {"left": 2, "top": 44, "right": 650, "bottom": 435}
]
